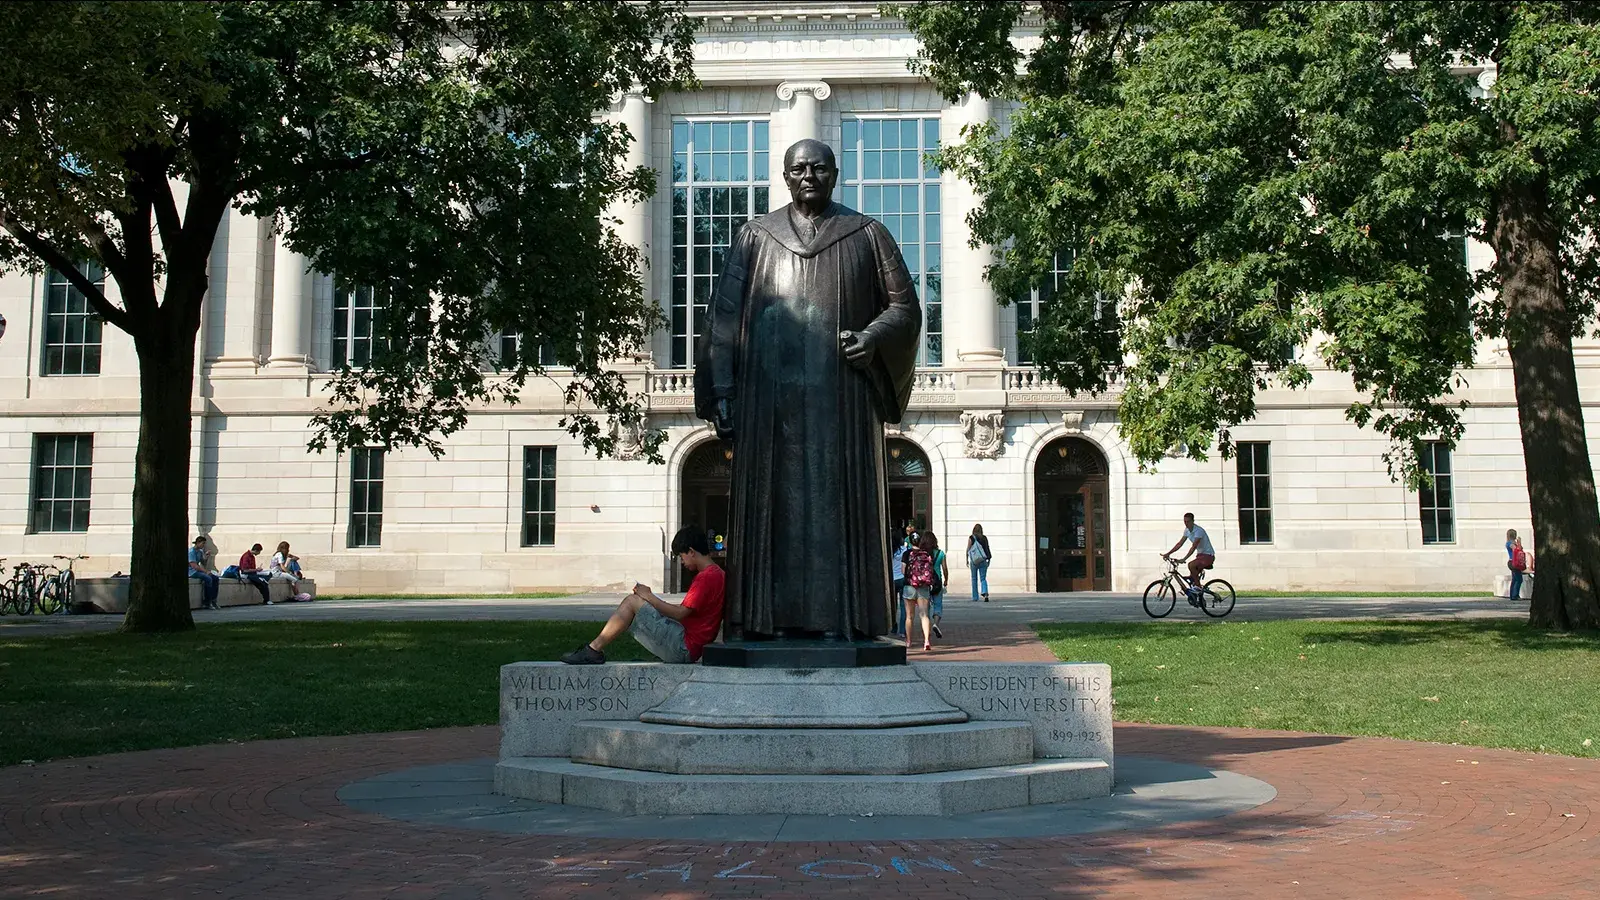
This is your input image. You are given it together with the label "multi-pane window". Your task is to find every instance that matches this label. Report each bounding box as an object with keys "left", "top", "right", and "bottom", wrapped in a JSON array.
[
  {"left": 1419, "top": 442, "right": 1455, "bottom": 544},
  {"left": 671, "top": 120, "right": 770, "bottom": 368},
  {"left": 1017, "top": 251, "right": 1072, "bottom": 365},
  {"left": 839, "top": 117, "right": 941, "bottom": 364},
  {"left": 43, "top": 264, "right": 105, "bottom": 376},
  {"left": 332, "top": 284, "right": 384, "bottom": 368},
  {"left": 1237, "top": 442, "right": 1273, "bottom": 544},
  {"left": 348, "top": 448, "right": 384, "bottom": 548},
  {"left": 30, "top": 434, "right": 92, "bottom": 533},
  {"left": 522, "top": 446, "right": 557, "bottom": 547},
  {"left": 498, "top": 331, "right": 557, "bottom": 368}
]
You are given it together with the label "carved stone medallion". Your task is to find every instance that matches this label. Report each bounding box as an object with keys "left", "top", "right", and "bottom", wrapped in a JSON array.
[{"left": 959, "top": 410, "right": 1005, "bottom": 459}]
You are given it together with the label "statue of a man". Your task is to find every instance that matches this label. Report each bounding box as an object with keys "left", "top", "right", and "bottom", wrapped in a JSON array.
[{"left": 694, "top": 139, "right": 922, "bottom": 640}]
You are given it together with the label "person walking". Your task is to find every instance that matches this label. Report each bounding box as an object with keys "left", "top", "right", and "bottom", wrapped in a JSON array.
[
  {"left": 889, "top": 531, "right": 907, "bottom": 635},
  {"left": 188, "top": 535, "right": 220, "bottom": 610},
  {"left": 966, "top": 524, "right": 992, "bottom": 602},
  {"left": 924, "top": 530, "right": 949, "bottom": 639},
  {"left": 902, "top": 532, "right": 936, "bottom": 651}
]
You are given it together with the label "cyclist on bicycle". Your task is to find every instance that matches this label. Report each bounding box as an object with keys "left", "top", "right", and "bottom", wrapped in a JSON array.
[{"left": 1163, "top": 512, "right": 1216, "bottom": 593}]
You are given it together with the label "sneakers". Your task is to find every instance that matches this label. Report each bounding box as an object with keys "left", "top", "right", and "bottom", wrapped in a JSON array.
[
  {"left": 561, "top": 644, "right": 606, "bottom": 665},
  {"left": 932, "top": 623, "right": 944, "bottom": 639}
]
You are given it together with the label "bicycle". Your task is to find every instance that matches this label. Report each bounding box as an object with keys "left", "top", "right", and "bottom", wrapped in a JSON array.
[
  {"left": 5, "top": 562, "right": 42, "bottom": 615},
  {"left": 1143, "top": 555, "right": 1236, "bottom": 619},
  {"left": 37, "top": 555, "right": 86, "bottom": 614},
  {"left": 0, "top": 559, "right": 13, "bottom": 615}
]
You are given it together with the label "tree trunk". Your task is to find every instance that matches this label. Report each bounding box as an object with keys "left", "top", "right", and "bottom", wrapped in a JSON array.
[
  {"left": 1491, "top": 174, "right": 1600, "bottom": 631},
  {"left": 120, "top": 325, "right": 199, "bottom": 633}
]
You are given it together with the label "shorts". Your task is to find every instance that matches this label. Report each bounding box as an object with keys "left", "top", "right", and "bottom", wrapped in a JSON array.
[
  {"left": 902, "top": 584, "right": 932, "bottom": 603},
  {"left": 1193, "top": 554, "right": 1215, "bottom": 570},
  {"left": 629, "top": 603, "right": 691, "bottom": 663}
]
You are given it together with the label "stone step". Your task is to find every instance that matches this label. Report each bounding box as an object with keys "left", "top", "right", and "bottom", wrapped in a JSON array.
[
  {"left": 569, "top": 720, "right": 1035, "bottom": 775},
  {"left": 495, "top": 756, "right": 1112, "bottom": 816}
]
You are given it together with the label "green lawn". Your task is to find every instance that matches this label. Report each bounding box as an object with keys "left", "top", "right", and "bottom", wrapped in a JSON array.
[
  {"left": 1039, "top": 619, "right": 1600, "bottom": 758},
  {"left": 0, "top": 621, "right": 650, "bottom": 766},
  {"left": 3, "top": 619, "right": 1596, "bottom": 767}
]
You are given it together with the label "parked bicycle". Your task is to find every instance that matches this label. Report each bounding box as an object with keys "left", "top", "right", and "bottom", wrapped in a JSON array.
[
  {"left": 37, "top": 554, "right": 86, "bottom": 614},
  {"left": 3, "top": 561, "right": 44, "bottom": 616},
  {"left": 1143, "top": 555, "right": 1235, "bottom": 619}
]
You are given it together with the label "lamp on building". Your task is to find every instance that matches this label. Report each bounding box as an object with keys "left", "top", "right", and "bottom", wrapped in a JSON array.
[
  {"left": 723, "top": 449, "right": 733, "bottom": 461},
  {"left": 590, "top": 504, "right": 601, "bottom": 513},
  {"left": 890, "top": 445, "right": 902, "bottom": 459}
]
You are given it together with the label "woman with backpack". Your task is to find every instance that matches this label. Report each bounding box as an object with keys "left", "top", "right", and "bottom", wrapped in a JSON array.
[
  {"left": 902, "top": 533, "right": 936, "bottom": 651},
  {"left": 967, "top": 524, "right": 992, "bottom": 602},
  {"left": 1508, "top": 533, "right": 1532, "bottom": 600},
  {"left": 924, "top": 530, "right": 949, "bottom": 639}
]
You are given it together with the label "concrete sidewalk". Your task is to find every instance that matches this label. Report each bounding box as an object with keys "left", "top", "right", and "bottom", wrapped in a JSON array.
[{"left": 0, "top": 589, "right": 1527, "bottom": 638}]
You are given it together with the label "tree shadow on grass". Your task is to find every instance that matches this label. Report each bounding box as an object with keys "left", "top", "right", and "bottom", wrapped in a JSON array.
[{"left": 1301, "top": 620, "right": 1600, "bottom": 651}]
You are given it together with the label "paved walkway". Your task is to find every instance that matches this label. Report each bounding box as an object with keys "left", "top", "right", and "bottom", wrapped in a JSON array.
[
  {"left": 3, "top": 614, "right": 1593, "bottom": 899},
  {"left": 0, "top": 590, "right": 1528, "bottom": 639}
]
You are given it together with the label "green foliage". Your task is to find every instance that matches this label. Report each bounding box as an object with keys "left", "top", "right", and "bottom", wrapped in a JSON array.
[
  {"left": 900, "top": 1, "right": 1600, "bottom": 484},
  {"left": 0, "top": 1, "right": 697, "bottom": 460},
  {"left": 1039, "top": 619, "right": 1600, "bottom": 758}
]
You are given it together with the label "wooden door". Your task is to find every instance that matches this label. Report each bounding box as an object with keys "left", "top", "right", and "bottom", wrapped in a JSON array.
[{"left": 1035, "top": 438, "right": 1112, "bottom": 592}]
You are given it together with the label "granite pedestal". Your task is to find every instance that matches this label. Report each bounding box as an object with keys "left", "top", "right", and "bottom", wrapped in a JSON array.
[{"left": 495, "top": 659, "right": 1113, "bottom": 817}]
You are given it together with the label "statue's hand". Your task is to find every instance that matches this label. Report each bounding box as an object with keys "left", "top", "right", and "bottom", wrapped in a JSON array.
[
  {"left": 840, "top": 330, "right": 876, "bottom": 370},
  {"left": 715, "top": 398, "right": 736, "bottom": 442}
]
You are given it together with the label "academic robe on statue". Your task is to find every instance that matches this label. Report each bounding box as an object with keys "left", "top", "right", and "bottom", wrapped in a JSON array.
[{"left": 694, "top": 202, "right": 922, "bottom": 640}]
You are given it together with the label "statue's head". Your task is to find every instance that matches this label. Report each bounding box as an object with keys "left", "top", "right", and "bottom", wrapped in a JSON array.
[{"left": 782, "top": 139, "right": 837, "bottom": 210}]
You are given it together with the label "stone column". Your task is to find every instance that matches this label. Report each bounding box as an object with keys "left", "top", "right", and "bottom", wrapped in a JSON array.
[
  {"left": 268, "top": 238, "right": 312, "bottom": 367},
  {"left": 611, "top": 90, "right": 653, "bottom": 304},
  {"left": 775, "top": 80, "right": 831, "bottom": 177},
  {"left": 940, "top": 91, "right": 1004, "bottom": 363},
  {"left": 208, "top": 207, "right": 263, "bottom": 367}
]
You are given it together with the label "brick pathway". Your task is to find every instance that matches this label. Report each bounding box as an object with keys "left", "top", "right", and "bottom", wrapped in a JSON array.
[{"left": 4, "top": 627, "right": 1596, "bottom": 898}]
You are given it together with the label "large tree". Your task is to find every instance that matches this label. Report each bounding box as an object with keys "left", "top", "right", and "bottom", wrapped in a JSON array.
[
  {"left": 0, "top": 1, "right": 695, "bottom": 632},
  {"left": 897, "top": 0, "right": 1600, "bottom": 630}
]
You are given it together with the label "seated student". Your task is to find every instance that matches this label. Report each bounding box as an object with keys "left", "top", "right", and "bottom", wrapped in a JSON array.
[
  {"left": 269, "top": 541, "right": 313, "bottom": 601},
  {"left": 188, "top": 535, "right": 220, "bottom": 610},
  {"left": 562, "top": 526, "right": 725, "bottom": 665},
  {"left": 238, "top": 543, "right": 272, "bottom": 605}
]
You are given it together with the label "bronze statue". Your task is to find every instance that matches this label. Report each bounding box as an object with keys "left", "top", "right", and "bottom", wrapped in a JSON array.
[{"left": 694, "top": 139, "right": 922, "bottom": 640}]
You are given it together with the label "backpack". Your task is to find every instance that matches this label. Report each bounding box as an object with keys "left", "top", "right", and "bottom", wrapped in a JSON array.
[
  {"left": 967, "top": 538, "right": 987, "bottom": 567},
  {"left": 1511, "top": 546, "right": 1528, "bottom": 572},
  {"left": 905, "top": 549, "right": 934, "bottom": 588}
]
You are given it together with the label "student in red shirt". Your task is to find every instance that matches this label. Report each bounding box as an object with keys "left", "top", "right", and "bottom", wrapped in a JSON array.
[
  {"left": 237, "top": 543, "right": 272, "bottom": 605},
  {"left": 562, "top": 526, "right": 725, "bottom": 665}
]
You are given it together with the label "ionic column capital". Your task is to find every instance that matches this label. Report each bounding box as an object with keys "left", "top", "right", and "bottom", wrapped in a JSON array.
[{"left": 775, "top": 80, "right": 832, "bottom": 102}]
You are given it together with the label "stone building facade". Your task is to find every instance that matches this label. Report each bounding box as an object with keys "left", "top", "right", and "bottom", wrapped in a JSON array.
[{"left": 0, "top": 2, "right": 1581, "bottom": 594}]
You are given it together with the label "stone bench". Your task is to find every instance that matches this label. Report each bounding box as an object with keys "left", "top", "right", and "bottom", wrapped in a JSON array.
[
  {"left": 75, "top": 577, "right": 318, "bottom": 613},
  {"left": 1493, "top": 573, "right": 1533, "bottom": 600}
]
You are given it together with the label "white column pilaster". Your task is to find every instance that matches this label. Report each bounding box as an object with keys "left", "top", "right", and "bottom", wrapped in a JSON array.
[
  {"left": 941, "top": 91, "right": 1003, "bottom": 363},
  {"left": 610, "top": 90, "right": 653, "bottom": 307},
  {"left": 775, "top": 80, "right": 831, "bottom": 168},
  {"left": 208, "top": 207, "right": 263, "bottom": 368},
  {"left": 268, "top": 239, "right": 312, "bottom": 368}
]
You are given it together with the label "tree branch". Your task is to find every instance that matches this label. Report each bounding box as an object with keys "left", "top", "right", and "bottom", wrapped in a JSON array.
[{"left": 0, "top": 211, "right": 136, "bottom": 334}]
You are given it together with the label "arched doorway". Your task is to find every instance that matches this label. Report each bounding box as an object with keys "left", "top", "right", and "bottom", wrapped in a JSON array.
[
  {"left": 886, "top": 438, "right": 931, "bottom": 535},
  {"left": 678, "top": 439, "right": 732, "bottom": 590},
  {"left": 1035, "top": 437, "right": 1111, "bottom": 591}
]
